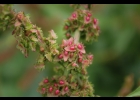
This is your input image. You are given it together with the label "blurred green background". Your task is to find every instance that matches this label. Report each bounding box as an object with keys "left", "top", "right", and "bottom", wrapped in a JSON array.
[{"left": 0, "top": 4, "right": 140, "bottom": 97}]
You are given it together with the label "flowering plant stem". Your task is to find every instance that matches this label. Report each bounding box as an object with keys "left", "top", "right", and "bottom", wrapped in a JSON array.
[{"left": 0, "top": 4, "right": 100, "bottom": 97}]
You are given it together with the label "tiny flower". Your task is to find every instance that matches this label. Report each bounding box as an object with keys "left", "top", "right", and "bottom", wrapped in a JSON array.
[
  {"left": 48, "top": 87, "right": 53, "bottom": 93},
  {"left": 70, "top": 12, "right": 78, "bottom": 20},
  {"left": 59, "top": 80, "right": 65, "bottom": 85},
  {"left": 78, "top": 58, "right": 82, "bottom": 63},
  {"left": 17, "top": 12, "right": 24, "bottom": 21},
  {"left": 72, "top": 62, "right": 78, "bottom": 67},
  {"left": 77, "top": 44, "right": 82, "bottom": 49},
  {"left": 61, "top": 37, "right": 74, "bottom": 48},
  {"left": 65, "top": 45, "right": 76, "bottom": 52},
  {"left": 87, "top": 12, "right": 92, "bottom": 17},
  {"left": 87, "top": 54, "right": 93, "bottom": 61},
  {"left": 42, "top": 88, "right": 46, "bottom": 94},
  {"left": 54, "top": 89, "right": 60, "bottom": 95},
  {"left": 64, "top": 50, "right": 68, "bottom": 56},
  {"left": 86, "top": 16, "right": 90, "bottom": 21},
  {"left": 82, "top": 60, "right": 90, "bottom": 67},
  {"left": 63, "top": 50, "right": 69, "bottom": 62},
  {"left": 65, "top": 33, "right": 71, "bottom": 38},
  {"left": 54, "top": 83, "right": 58, "bottom": 87},
  {"left": 64, "top": 86, "right": 69, "bottom": 92},
  {"left": 64, "top": 25, "right": 69, "bottom": 30},
  {"left": 44, "top": 78, "right": 49, "bottom": 83},
  {"left": 93, "top": 18, "right": 98, "bottom": 25},
  {"left": 58, "top": 54, "right": 63, "bottom": 59},
  {"left": 42, "top": 88, "right": 46, "bottom": 91},
  {"left": 72, "top": 13, "right": 76, "bottom": 18},
  {"left": 84, "top": 16, "right": 91, "bottom": 24},
  {"left": 70, "top": 46, "right": 75, "bottom": 50},
  {"left": 79, "top": 52, "right": 82, "bottom": 56},
  {"left": 77, "top": 43, "right": 85, "bottom": 53},
  {"left": 67, "top": 37, "right": 74, "bottom": 45}
]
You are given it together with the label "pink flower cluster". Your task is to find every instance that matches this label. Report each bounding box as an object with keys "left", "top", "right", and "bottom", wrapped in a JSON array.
[
  {"left": 56, "top": 37, "right": 93, "bottom": 67},
  {"left": 64, "top": 9, "right": 100, "bottom": 42},
  {"left": 39, "top": 77, "right": 69, "bottom": 97}
]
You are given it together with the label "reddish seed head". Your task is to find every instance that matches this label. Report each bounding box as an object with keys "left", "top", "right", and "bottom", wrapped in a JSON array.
[
  {"left": 59, "top": 80, "right": 65, "bottom": 85},
  {"left": 54, "top": 83, "right": 58, "bottom": 87},
  {"left": 72, "top": 13, "right": 77, "bottom": 18},
  {"left": 87, "top": 12, "right": 92, "bottom": 17},
  {"left": 77, "top": 44, "right": 82, "bottom": 49},
  {"left": 64, "top": 25, "right": 68, "bottom": 30},
  {"left": 79, "top": 52, "right": 83, "bottom": 56},
  {"left": 86, "top": 16, "right": 90, "bottom": 22},
  {"left": 70, "top": 46, "right": 75, "bottom": 50},
  {"left": 17, "top": 13, "right": 23, "bottom": 20},
  {"left": 66, "top": 33, "right": 71, "bottom": 38},
  {"left": 44, "top": 79, "right": 49, "bottom": 83},
  {"left": 88, "top": 55, "right": 93, "bottom": 60},
  {"left": 64, "top": 51, "right": 68, "bottom": 56},
  {"left": 78, "top": 58, "right": 82, "bottom": 63},
  {"left": 68, "top": 41, "right": 72, "bottom": 45},
  {"left": 58, "top": 54, "right": 63, "bottom": 59},
  {"left": 49, "top": 87, "right": 53, "bottom": 93},
  {"left": 93, "top": 18, "right": 97, "bottom": 25},
  {"left": 64, "top": 86, "right": 69, "bottom": 92},
  {"left": 42, "top": 88, "right": 46, "bottom": 91},
  {"left": 72, "top": 62, "right": 77, "bottom": 67},
  {"left": 55, "top": 90, "right": 60, "bottom": 95}
]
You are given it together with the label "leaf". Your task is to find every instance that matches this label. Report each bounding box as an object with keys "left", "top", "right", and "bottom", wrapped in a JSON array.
[
  {"left": 126, "top": 86, "right": 140, "bottom": 97},
  {"left": 25, "top": 22, "right": 33, "bottom": 31},
  {"left": 49, "top": 30, "right": 57, "bottom": 39},
  {"left": 29, "top": 42, "right": 36, "bottom": 51},
  {"left": 45, "top": 53, "right": 52, "bottom": 62},
  {"left": 30, "top": 35, "right": 38, "bottom": 42}
]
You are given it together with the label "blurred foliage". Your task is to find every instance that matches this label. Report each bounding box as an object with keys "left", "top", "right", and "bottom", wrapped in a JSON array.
[{"left": 0, "top": 4, "right": 140, "bottom": 97}]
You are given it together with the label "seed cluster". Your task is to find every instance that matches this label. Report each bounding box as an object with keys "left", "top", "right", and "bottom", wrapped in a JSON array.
[
  {"left": 64, "top": 9, "right": 100, "bottom": 43},
  {"left": 0, "top": 4, "right": 99, "bottom": 97}
]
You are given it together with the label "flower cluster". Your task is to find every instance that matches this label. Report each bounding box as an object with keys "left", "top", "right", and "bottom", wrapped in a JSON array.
[
  {"left": 0, "top": 4, "right": 14, "bottom": 31},
  {"left": 54, "top": 37, "right": 93, "bottom": 70},
  {"left": 7, "top": 10, "right": 59, "bottom": 71},
  {"left": 38, "top": 75, "right": 94, "bottom": 97},
  {"left": 64, "top": 9, "right": 100, "bottom": 43},
  {"left": 0, "top": 4, "right": 98, "bottom": 97},
  {"left": 37, "top": 37, "right": 94, "bottom": 97}
]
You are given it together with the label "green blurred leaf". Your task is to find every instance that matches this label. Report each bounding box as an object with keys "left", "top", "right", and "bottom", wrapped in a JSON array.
[{"left": 126, "top": 86, "right": 140, "bottom": 97}]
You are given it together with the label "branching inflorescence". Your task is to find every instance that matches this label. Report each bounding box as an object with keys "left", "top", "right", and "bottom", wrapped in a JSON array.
[{"left": 0, "top": 4, "right": 100, "bottom": 97}]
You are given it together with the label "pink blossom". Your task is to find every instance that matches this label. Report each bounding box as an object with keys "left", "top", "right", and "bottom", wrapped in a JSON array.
[
  {"left": 77, "top": 43, "right": 85, "bottom": 53},
  {"left": 84, "top": 16, "right": 91, "bottom": 24},
  {"left": 70, "top": 12, "right": 78, "bottom": 20}
]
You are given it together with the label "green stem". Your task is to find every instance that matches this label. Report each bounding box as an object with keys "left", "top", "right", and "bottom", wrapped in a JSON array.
[{"left": 74, "top": 30, "right": 80, "bottom": 44}]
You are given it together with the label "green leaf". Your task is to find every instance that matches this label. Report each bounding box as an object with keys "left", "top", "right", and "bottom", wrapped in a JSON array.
[
  {"left": 45, "top": 53, "right": 52, "bottom": 62},
  {"left": 30, "top": 35, "right": 38, "bottom": 42},
  {"left": 25, "top": 22, "right": 33, "bottom": 31},
  {"left": 126, "top": 86, "right": 140, "bottom": 97}
]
